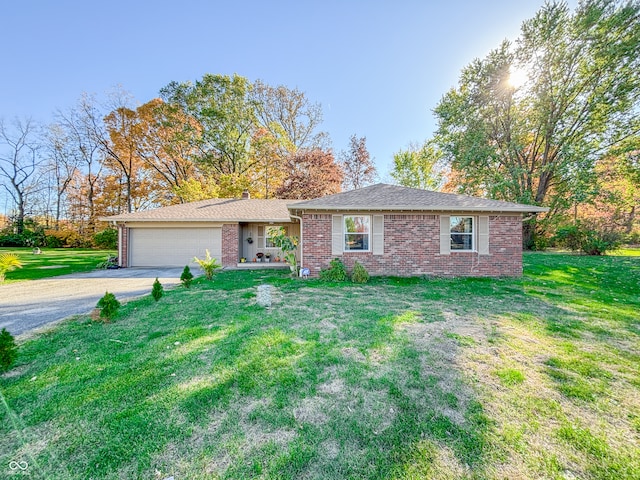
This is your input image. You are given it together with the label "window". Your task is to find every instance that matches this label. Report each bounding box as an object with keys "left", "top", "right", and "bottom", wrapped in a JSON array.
[
  {"left": 265, "top": 226, "right": 286, "bottom": 248},
  {"left": 344, "top": 215, "right": 370, "bottom": 251},
  {"left": 450, "top": 216, "right": 474, "bottom": 251}
]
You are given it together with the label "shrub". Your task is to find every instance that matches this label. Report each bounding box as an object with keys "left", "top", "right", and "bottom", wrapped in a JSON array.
[
  {"left": 622, "top": 231, "right": 640, "bottom": 246},
  {"left": 93, "top": 228, "right": 118, "bottom": 249},
  {"left": 580, "top": 230, "right": 621, "bottom": 255},
  {"left": 351, "top": 261, "right": 370, "bottom": 283},
  {"left": 0, "top": 253, "right": 22, "bottom": 282},
  {"left": 319, "top": 258, "right": 348, "bottom": 282},
  {"left": 44, "top": 229, "right": 92, "bottom": 248},
  {"left": 0, "top": 328, "right": 18, "bottom": 372},
  {"left": 270, "top": 232, "right": 299, "bottom": 274},
  {"left": 0, "top": 229, "right": 45, "bottom": 247},
  {"left": 554, "top": 225, "right": 583, "bottom": 252},
  {"left": 180, "top": 265, "right": 194, "bottom": 288},
  {"left": 0, "top": 234, "right": 27, "bottom": 247},
  {"left": 193, "top": 250, "right": 222, "bottom": 280},
  {"left": 152, "top": 278, "right": 164, "bottom": 301},
  {"left": 44, "top": 233, "right": 64, "bottom": 248},
  {"left": 96, "top": 291, "right": 120, "bottom": 320},
  {"left": 554, "top": 223, "right": 622, "bottom": 255}
]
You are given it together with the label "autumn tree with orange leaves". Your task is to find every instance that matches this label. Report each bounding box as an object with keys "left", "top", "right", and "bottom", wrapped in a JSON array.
[{"left": 276, "top": 149, "right": 342, "bottom": 199}]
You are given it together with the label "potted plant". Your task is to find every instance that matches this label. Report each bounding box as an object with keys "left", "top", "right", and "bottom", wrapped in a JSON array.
[
  {"left": 264, "top": 253, "right": 271, "bottom": 263},
  {"left": 240, "top": 257, "right": 247, "bottom": 263},
  {"left": 256, "top": 252, "right": 264, "bottom": 262}
]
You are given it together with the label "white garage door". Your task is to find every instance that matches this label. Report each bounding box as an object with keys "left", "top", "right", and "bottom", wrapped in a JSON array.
[{"left": 129, "top": 227, "right": 222, "bottom": 267}]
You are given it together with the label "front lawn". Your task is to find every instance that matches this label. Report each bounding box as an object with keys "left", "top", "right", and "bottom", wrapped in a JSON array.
[
  {"left": 1, "top": 253, "right": 639, "bottom": 479},
  {"left": 0, "top": 248, "right": 117, "bottom": 282}
]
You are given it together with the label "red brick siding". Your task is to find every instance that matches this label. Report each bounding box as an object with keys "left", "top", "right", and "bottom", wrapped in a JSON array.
[
  {"left": 222, "top": 224, "right": 239, "bottom": 266},
  {"left": 119, "top": 226, "right": 128, "bottom": 268},
  {"left": 301, "top": 214, "right": 523, "bottom": 277}
]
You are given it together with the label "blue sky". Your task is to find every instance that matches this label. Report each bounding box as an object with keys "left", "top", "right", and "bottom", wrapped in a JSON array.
[{"left": 2, "top": 0, "right": 575, "bottom": 178}]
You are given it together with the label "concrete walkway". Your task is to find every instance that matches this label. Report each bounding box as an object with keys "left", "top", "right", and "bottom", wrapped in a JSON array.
[{"left": 0, "top": 267, "right": 186, "bottom": 336}]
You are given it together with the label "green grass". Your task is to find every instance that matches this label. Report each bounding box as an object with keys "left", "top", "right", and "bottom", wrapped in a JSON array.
[
  {"left": 1, "top": 252, "right": 639, "bottom": 479},
  {"left": 0, "top": 248, "right": 116, "bottom": 282}
]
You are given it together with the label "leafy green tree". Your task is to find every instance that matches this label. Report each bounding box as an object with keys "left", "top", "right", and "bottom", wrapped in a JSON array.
[
  {"left": 160, "top": 74, "right": 259, "bottom": 179},
  {"left": 433, "top": 0, "right": 640, "bottom": 247},
  {"left": 390, "top": 141, "right": 443, "bottom": 190}
]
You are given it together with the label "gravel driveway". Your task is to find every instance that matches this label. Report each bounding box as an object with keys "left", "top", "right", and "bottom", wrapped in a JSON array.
[{"left": 0, "top": 267, "right": 188, "bottom": 336}]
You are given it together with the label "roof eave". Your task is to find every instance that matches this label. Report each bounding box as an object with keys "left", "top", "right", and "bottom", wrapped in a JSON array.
[
  {"left": 288, "top": 205, "right": 549, "bottom": 213},
  {"left": 102, "top": 217, "right": 294, "bottom": 223}
]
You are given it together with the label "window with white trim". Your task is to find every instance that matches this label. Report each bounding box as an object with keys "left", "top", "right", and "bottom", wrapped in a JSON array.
[
  {"left": 450, "top": 216, "right": 474, "bottom": 251},
  {"left": 344, "top": 215, "right": 370, "bottom": 251}
]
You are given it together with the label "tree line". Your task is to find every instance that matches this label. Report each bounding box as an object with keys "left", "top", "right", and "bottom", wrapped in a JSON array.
[
  {"left": 2, "top": 0, "right": 638, "bottom": 251},
  {"left": 391, "top": 0, "right": 639, "bottom": 248},
  {"left": 0, "top": 75, "right": 377, "bottom": 241}
]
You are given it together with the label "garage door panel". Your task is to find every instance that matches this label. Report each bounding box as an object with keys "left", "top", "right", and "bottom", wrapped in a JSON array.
[{"left": 129, "top": 228, "right": 222, "bottom": 267}]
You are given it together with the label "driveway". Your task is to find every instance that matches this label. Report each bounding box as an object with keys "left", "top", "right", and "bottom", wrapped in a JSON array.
[{"left": 0, "top": 267, "right": 187, "bottom": 336}]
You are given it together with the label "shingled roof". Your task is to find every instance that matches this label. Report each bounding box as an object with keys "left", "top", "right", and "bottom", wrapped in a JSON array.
[
  {"left": 103, "top": 198, "right": 293, "bottom": 223},
  {"left": 288, "top": 184, "right": 548, "bottom": 213}
]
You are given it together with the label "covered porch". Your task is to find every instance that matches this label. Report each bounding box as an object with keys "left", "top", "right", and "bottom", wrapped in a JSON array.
[{"left": 236, "top": 221, "right": 300, "bottom": 265}]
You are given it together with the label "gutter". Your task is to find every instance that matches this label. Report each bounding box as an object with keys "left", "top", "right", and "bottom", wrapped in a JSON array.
[{"left": 289, "top": 212, "right": 303, "bottom": 270}]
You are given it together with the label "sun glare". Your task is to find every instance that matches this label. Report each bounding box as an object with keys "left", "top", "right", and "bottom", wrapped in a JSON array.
[{"left": 508, "top": 66, "right": 528, "bottom": 89}]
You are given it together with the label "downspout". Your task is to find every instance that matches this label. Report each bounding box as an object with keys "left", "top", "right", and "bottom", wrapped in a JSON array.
[{"left": 289, "top": 212, "right": 303, "bottom": 269}]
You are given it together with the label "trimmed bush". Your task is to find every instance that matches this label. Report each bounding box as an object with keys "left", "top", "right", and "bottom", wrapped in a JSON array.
[
  {"left": 180, "top": 265, "right": 194, "bottom": 288},
  {"left": 351, "top": 261, "right": 370, "bottom": 284},
  {"left": 319, "top": 258, "right": 348, "bottom": 282},
  {"left": 96, "top": 291, "right": 120, "bottom": 320},
  {"left": 152, "top": 278, "right": 164, "bottom": 301},
  {"left": 0, "top": 328, "right": 18, "bottom": 372}
]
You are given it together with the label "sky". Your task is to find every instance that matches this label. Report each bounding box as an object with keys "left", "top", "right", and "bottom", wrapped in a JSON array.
[{"left": 1, "top": 0, "right": 577, "bottom": 180}]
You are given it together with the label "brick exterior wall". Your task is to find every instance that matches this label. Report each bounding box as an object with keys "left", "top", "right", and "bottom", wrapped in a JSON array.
[
  {"left": 119, "top": 226, "right": 128, "bottom": 268},
  {"left": 301, "top": 213, "right": 523, "bottom": 277},
  {"left": 221, "top": 224, "right": 239, "bottom": 266}
]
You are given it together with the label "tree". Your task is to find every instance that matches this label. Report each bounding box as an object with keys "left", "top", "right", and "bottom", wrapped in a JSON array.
[
  {"left": 391, "top": 141, "right": 443, "bottom": 190},
  {"left": 43, "top": 123, "right": 79, "bottom": 229},
  {"left": 576, "top": 137, "right": 640, "bottom": 235},
  {"left": 134, "top": 98, "right": 200, "bottom": 203},
  {"left": 160, "top": 74, "right": 259, "bottom": 178},
  {"left": 251, "top": 80, "right": 328, "bottom": 155},
  {"left": 339, "top": 135, "right": 376, "bottom": 191},
  {"left": 100, "top": 89, "right": 149, "bottom": 214},
  {"left": 54, "top": 94, "right": 105, "bottom": 233},
  {"left": 433, "top": 0, "right": 640, "bottom": 247},
  {"left": 276, "top": 149, "right": 342, "bottom": 199},
  {"left": 0, "top": 118, "right": 42, "bottom": 234}
]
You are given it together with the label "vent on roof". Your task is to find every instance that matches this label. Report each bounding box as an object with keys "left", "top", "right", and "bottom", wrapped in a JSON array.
[{"left": 242, "top": 190, "right": 250, "bottom": 199}]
